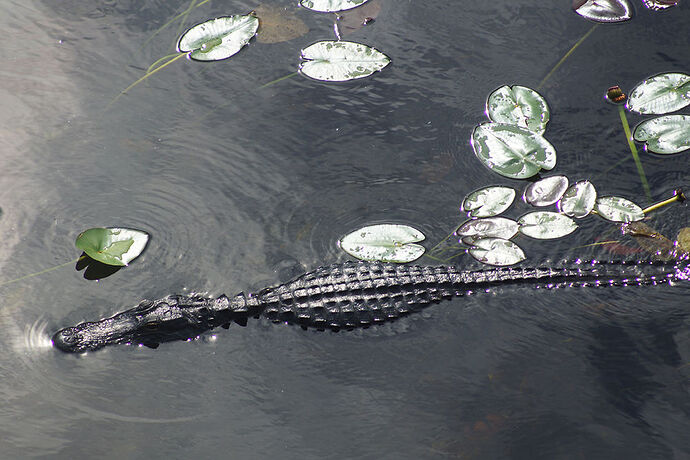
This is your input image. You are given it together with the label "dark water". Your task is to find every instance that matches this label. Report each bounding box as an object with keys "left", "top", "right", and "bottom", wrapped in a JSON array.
[{"left": 1, "top": 0, "right": 689, "bottom": 458}]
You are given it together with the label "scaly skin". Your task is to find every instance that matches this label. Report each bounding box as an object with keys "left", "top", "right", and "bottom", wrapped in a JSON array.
[{"left": 52, "top": 260, "right": 690, "bottom": 352}]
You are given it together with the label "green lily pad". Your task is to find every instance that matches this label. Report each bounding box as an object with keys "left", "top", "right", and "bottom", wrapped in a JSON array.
[
  {"left": 524, "top": 175, "right": 569, "bottom": 207},
  {"left": 462, "top": 186, "right": 516, "bottom": 218},
  {"left": 518, "top": 211, "right": 578, "bottom": 239},
  {"left": 486, "top": 85, "right": 550, "bottom": 134},
  {"left": 300, "top": 40, "right": 390, "bottom": 82},
  {"left": 471, "top": 123, "right": 557, "bottom": 179},
  {"left": 633, "top": 114, "right": 690, "bottom": 154},
  {"left": 339, "top": 224, "right": 425, "bottom": 263},
  {"left": 558, "top": 180, "right": 597, "bottom": 218},
  {"left": 573, "top": 0, "right": 632, "bottom": 23},
  {"left": 300, "top": 0, "right": 370, "bottom": 13},
  {"left": 75, "top": 227, "right": 149, "bottom": 266},
  {"left": 177, "top": 15, "right": 259, "bottom": 62},
  {"left": 594, "top": 196, "right": 645, "bottom": 223},
  {"left": 456, "top": 217, "right": 519, "bottom": 242},
  {"left": 626, "top": 72, "right": 690, "bottom": 115},
  {"left": 468, "top": 238, "right": 526, "bottom": 267}
]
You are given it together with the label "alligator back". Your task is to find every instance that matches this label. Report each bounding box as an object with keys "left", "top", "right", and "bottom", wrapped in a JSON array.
[{"left": 230, "top": 260, "right": 686, "bottom": 330}]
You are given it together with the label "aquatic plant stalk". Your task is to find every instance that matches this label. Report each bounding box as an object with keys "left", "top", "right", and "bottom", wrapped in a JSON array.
[
  {"left": 0, "top": 257, "right": 84, "bottom": 288},
  {"left": 537, "top": 24, "right": 598, "bottom": 90},
  {"left": 618, "top": 105, "right": 652, "bottom": 200},
  {"left": 643, "top": 189, "right": 685, "bottom": 214},
  {"left": 260, "top": 71, "right": 300, "bottom": 89},
  {"left": 108, "top": 53, "right": 187, "bottom": 108},
  {"left": 143, "top": 0, "right": 213, "bottom": 49}
]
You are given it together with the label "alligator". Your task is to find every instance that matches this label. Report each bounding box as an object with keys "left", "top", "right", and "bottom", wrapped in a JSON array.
[{"left": 52, "top": 259, "right": 690, "bottom": 352}]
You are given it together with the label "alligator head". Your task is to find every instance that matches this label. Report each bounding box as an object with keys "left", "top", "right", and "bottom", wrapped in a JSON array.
[{"left": 52, "top": 295, "right": 220, "bottom": 352}]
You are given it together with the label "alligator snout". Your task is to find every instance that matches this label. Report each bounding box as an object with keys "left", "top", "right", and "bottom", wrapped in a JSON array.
[{"left": 52, "top": 327, "right": 85, "bottom": 352}]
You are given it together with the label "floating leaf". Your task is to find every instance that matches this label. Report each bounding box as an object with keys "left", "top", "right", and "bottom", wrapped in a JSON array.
[
  {"left": 335, "top": 0, "right": 381, "bottom": 37},
  {"left": 75, "top": 227, "right": 149, "bottom": 266},
  {"left": 518, "top": 212, "right": 578, "bottom": 239},
  {"left": 486, "top": 85, "right": 550, "bottom": 134},
  {"left": 177, "top": 15, "right": 259, "bottom": 62},
  {"left": 469, "top": 238, "right": 525, "bottom": 267},
  {"left": 594, "top": 196, "right": 645, "bottom": 222},
  {"left": 632, "top": 115, "right": 690, "bottom": 154},
  {"left": 339, "top": 224, "right": 425, "bottom": 263},
  {"left": 642, "top": 0, "right": 678, "bottom": 10},
  {"left": 627, "top": 73, "right": 690, "bottom": 115},
  {"left": 677, "top": 228, "right": 690, "bottom": 253},
  {"left": 300, "top": 0, "right": 370, "bottom": 12},
  {"left": 300, "top": 40, "right": 390, "bottom": 82},
  {"left": 462, "top": 186, "right": 516, "bottom": 218},
  {"left": 573, "top": 0, "right": 632, "bottom": 22},
  {"left": 471, "top": 123, "right": 557, "bottom": 179},
  {"left": 456, "top": 218, "right": 519, "bottom": 243},
  {"left": 558, "top": 180, "right": 597, "bottom": 218},
  {"left": 524, "top": 175, "right": 569, "bottom": 207},
  {"left": 255, "top": 4, "right": 309, "bottom": 44}
]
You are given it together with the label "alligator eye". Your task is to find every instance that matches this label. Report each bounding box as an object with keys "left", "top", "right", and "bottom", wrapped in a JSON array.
[{"left": 143, "top": 321, "right": 160, "bottom": 330}]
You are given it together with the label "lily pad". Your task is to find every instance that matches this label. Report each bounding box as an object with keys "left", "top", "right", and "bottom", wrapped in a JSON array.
[
  {"left": 300, "top": 40, "right": 390, "bottom": 82},
  {"left": 300, "top": 0, "right": 370, "bottom": 13},
  {"left": 339, "top": 224, "right": 425, "bottom": 263},
  {"left": 486, "top": 85, "right": 550, "bottom": 134},
  {"left": 573, "top": 0, "right": 632, "bottom": 22},
  {"left": 75, "top": 227, "right": 149, "bottom": 266},
  {"left": 633, "top": 115, "right": 690, "bottom": 154},
  {"left": 462, "top": 186, "right": 516, "bottom": 218},
  {"left": 468, "top": 238, "right": 526, "bottom": 267},
  {"left": 518, "top": 212, "right": 578, "bottom": 239},
  {"left": 558, "top": 180, "right": 597, "bottom": 218},
  {"left": 177, "top": 15, "right": 259, "bottom": 61},
  {"left": 642, "top": 0, "right": 678, "bottom": 9},
  {"left": 471, "top": 123, "right": 557, "bottom": 179},
  {"left": 677, "top": 228, "right": 690, "bottom": 253},
  {"left": 456, "top": 217, "right": 519, "bottom": 242},
  {"left": 255, "top": 4, "right": 309, "bottom": 44},
  {"left": 627, "top": 72, "right": 690, "bottom": 115},
  {"left": 524, "top": 175, "right": 569, "bottom": 207},
  {"left": 335, "top": 0, "right": 381, "bottom": 37},
  {"left": 594, "top": 196, "right": 645, "bottom": 223}
]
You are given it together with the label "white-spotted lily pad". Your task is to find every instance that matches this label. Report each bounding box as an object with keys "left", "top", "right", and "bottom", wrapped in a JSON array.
[
  {"left": 633, "top": 115, "right": 690, "bottom": 154},
  {"left": 469, "top": 238, "right": 525, "bottom": 267},
  {"left": 486, "top": 85, "right": 550, "bottom": 134},
  {"left": 300, "top": 0, "right": 370, "bottom": 13},
  {"left": 642, "top": 0, "right": 678, "bottom": 10},
  {"left": 75, "top": 227, "right": 149, "bottom": 266},
  {"left": 456, "top": 217, "right": 519, "bottom": 243},
  {"left": 177, "top": 15, "right": 259, "bottom": 61},
  {"left": 462, "top": 186, "right": 516, "bottom": 218},
  {"left": 518, "top": 212, "right": 578, "bottom": 239},
  {"left": 573, "top": 0, "right": 633, "bottom": 22},
  {"left": 300, "top": 40, "right": 390, "bottom": 82},
  {"left": 627, "top": 73, "right": 690, "bottom": 115},
  {"left": 339, "top": 224, "right": 425, "bottom": 263},
  {"left": 594, "top": 196, "right": 645, "bottom": 223},
  {"left": 471, "top": 123, "right": 557, "bottom": 179},
  {"left": 558, "top": 180, "right": 597, "bottom": 218},
  {"left": 524, "top": 175, "right": 569, "bottom": 207}
]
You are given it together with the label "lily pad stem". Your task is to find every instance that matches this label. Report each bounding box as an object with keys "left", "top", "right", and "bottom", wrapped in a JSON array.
[
  {"left": 618, "top": 105, "right": 652, "bottom": 200},
  {"left": 537, "top": 24, "right": 598, "bottom": 91},
  {"left": 0, "top": 256, "right": 85, "bottom": 288},
  {"left": 260, "top": 71, "right": 299, "bottom": 89},
  {"left": 643, "top": 189, "right": 686, "bottom": 215},
  {"left": 108, "top": 52, "right": 187, "bottom": 108}
]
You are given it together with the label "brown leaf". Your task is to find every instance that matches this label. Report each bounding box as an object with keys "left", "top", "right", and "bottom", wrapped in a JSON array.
[{"left": 255, "top": 4, "right": 309, "bottom": 44}]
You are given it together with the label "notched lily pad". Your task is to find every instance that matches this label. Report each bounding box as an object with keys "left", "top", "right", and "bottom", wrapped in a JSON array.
[
  {"left": 626, "top": 72, "right": 690, "bottom": 115},
  {"left": 573, "top": 0, "right": 632, "bottom": 22},
  {"left": 486, "top": 85, "right": 550, "bottom": 134},
  {"left": 456, "top": 217, "right": 519, "bottom": 243},
  {"left": 468, "top": 238, "right": 526, "bottom": 267},
  {"left": 524, "top": 175, "right": 569, "bottom": 207},
  {"left": 633, "top": 114, "right": 690, "bottom": 154},
  {"left": 518, "top": 211, "right": 578, "bottom": 239},
  {"left": 75, "top": 227, "right": 150, "bottom": 266},
  {"left": 177, "top": 15, "right": 259, "bottom": 61},
  {"left": 300, "top": 0, "right": 371, "bottom": 13},
  {"left": 339, "top": 224, "right": 425, "bottom": 263},
  {"left": 462, "top": 186, "right": 516, "bottom": 218},
  {"left": 594, "top": 196, "right": 645, "bottom": 223},
  {"left": 558, "top": 180, "right": 597, "bottom": 218},
  {"left": 300, "top": 40, "right": 390, "bottom": 82},
  {"left": 471, "top": 123, "right": 557, "bottom": 179}
]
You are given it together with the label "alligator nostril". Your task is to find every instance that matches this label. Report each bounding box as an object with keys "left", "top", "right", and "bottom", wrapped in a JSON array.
[{"left": 52, "top": 328, "right": 80, "bottom": 352}]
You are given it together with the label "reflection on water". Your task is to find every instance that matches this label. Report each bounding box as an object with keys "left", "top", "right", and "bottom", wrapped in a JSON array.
[{"left": 1, "top": 0, "right": 689, "bottom": 457}]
